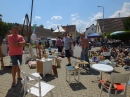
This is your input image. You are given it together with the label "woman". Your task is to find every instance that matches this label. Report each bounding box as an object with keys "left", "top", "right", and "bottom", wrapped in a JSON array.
[{"left": 56, "top": 37, "right": 62, "bottom": 54}]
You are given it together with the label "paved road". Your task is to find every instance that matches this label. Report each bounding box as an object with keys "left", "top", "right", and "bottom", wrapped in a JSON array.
[{"left": 0, "top": 46, "right": 130, "bottom": 97}]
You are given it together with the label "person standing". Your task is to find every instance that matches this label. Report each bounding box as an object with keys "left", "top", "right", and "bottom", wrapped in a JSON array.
[
  {"left": 8, "top": 26, "right": 25, "bottom": 87},
  {"left": 80, "top": 33, "right": 90, "bottom": 69},
  {"left": 69, "top": 36, "right": 74, "bottom": 56},
  {"left": 56, "top": 37, "right": 63, "bottom": 54},
  {"left": 63, "top": 32, "right": 72, "bottom": 66}
]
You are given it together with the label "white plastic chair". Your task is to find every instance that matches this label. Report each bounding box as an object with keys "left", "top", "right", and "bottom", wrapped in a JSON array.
[
  {"left": 17, "top": 60, "right": 42, "bottom": 93},
  {"left": 100, "top": 73, "right": 130, "bottom": 97},
  {"left": 21, "top": 72, "right": 55, "bottom": 97}
]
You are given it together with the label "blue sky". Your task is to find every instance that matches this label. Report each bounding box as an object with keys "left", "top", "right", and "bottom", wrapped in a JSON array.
[{"left": 0, "top": 0, "right": 130, "bottom": 32}]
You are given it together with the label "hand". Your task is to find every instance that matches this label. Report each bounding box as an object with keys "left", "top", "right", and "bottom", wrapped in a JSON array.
[
  {"left": 12, "top": 42, "right": 18, "bottom": 46},
  {"left": 69, "top": 49, "right": 72, "bottom": 53}
]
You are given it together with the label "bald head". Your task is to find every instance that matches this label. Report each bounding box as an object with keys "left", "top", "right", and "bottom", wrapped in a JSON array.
[{"left": 79, "top": 33, "right": 85, "bottom": 39}]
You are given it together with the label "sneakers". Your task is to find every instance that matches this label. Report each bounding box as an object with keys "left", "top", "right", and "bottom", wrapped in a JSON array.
[{"left": 66, "top": 64, "right": 71, "bottom": 66}]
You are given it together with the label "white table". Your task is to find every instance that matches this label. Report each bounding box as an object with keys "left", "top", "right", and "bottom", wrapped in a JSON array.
[
  {"left": 36, "top": 58, "right": 52, "bottom": 77},
  {"left": 92, "top": 64, "right": 113, "bottom": 80}
]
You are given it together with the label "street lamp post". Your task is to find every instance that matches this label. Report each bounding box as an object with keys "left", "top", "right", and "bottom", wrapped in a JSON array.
[{"left": 98, "top": 6, "right": 104, "bottom": 35}]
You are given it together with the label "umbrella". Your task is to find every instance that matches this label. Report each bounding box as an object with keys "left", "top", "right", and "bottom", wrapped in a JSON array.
[
  {"left": 87, "top": 33, "right": 101, "bottom": 38},
  {"left": 110, "top": 31, "right": 130, "bottom": 40},
  {"left": 110, "top": 31, "right": 126, "bottom": 36}
]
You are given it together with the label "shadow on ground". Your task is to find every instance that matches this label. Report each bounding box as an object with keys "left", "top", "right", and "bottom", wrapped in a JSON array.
[
  {"left": 69, "top": 82, "right": 87, "bottom": 91},
  {"left": 42, "top": 74, "right": 58, "bottom": 82},
  {"left": 0, "top": 66, "right": 12, "bottom": 75},
  {"left": 5, "top": 80, "right": 27, "bottom": 97}
]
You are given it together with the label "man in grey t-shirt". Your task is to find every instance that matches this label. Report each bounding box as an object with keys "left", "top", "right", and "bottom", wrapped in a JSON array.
[{"left": 62, "top": 32, "right": 72, "bottom": 66}]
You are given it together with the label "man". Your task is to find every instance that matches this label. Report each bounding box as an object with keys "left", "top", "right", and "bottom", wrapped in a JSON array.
[
  {"left": 80, "top": 33, "right": 90, "bottom": 69},
  {"left": 63, "top": 32, "right": 72, "bottom": 66},
  {"left": 8, "top": 25, "right": 25, "bottom": 87}
]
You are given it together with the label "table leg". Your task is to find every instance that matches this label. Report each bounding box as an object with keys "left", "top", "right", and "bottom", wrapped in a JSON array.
[
  {"left": 91, "top": 71, "right": 102, "bottom": 83},
  {"left": 78, "top": 70, "right": 80, "bottom": 82},
  {"left": 69, "top": 71, "right": 70, "bottom": 84},
  {"left": 100, "top": 71, "right": 102, "bottom": 80},
  {"left": 74, "top": 71, "right": 76, "bottom": 80},
  {"left": 66, "top": 68, "right": 67, "bottom": 81}
]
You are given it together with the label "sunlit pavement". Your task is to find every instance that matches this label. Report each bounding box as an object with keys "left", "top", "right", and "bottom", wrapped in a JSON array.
[{"left": 0, "top": 46, "right": 130, "bottom": 97}]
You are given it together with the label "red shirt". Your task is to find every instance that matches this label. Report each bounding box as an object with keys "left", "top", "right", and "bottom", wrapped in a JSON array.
[{"left": 8, "top": 34, "right": 25, "bottom": 56}]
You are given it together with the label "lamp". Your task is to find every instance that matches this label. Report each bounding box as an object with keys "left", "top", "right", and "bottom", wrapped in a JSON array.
[
  {"left": 31, "top": 32, "right": 37, "bottom": 57},
  {"left": 31, "top": 33, "right": 36, "bottom": 41},
  {"left": 98, "top": 6, "right": 104, "bottom": 35}
]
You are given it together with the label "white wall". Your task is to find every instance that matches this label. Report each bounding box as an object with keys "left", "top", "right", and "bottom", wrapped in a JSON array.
[
  {"left": 85, "top": 24, "right": 96, "bottom": 38},
  {"left": 96, "top": 22, "right": 102, "bottom": 34}
]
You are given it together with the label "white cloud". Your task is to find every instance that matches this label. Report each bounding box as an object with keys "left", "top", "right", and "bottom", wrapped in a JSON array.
[
  {"left": 35, "top": 16, "right": 41, "bottom": 20},
  {"left": 51, "top": 16, "right": 62, "bottom": 20},
  {"left": 46, "top": 21, "right": 61, "bottom": 29},
  {"left": 109, "top": 2, "right": 130, "bottom": 18},
  {"left": 71, "top": 12, "right": 102, "bottom": 32},
  {"left": 71, "top": 13, "right": 78, "bottom": 17},
  {"left": 71, "top": 18, "right": 76, "bottom": 21},
  {"left": 90, "top": 12, "right": 103, "bottom": 22}
]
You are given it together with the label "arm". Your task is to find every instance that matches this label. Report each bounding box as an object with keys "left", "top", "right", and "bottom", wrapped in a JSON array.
[
  {"left": 8, "top": 36, "right": 25, "bottom": 47},
  {"left": 82, "top": 38, "right": 89, "bottom": 54}
]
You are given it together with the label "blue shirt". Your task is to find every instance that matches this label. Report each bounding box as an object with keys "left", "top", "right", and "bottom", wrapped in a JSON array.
[{"left": 63, "top": 36, "right": 71, "bottom": 50}]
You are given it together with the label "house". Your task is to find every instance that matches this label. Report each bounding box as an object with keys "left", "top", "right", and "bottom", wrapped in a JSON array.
[
  {"left": 17, "top": 24, "right": 57, "bottom": 42},
  {"left": 62, "top": 25, "right": 77, "bottom": 40},
  {"left": 84, "top": 24, "right": 96, "bottom": 38},
  {"left": 96, "top": 17, "right": 129, "bottom": 34}
]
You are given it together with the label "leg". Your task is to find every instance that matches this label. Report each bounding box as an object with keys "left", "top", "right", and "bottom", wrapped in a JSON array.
[
  {"left": 67, "top": 57, "right": 71, "bottom": 64},
  {"left": 12, "top": 66, "right": 17, "bottom": 83},
  {"left": 17, "top": 66, "right": 21, "bottom": 78},
  {"left": 84, "top": 48, "right": 90, "bottom": 68},
  {"left": 17, "top": 55, "right": 22, "bottom": 78}
]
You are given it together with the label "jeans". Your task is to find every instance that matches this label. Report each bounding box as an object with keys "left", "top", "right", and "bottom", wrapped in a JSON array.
[{"left": 80, "top": 48, "right": 90, "bottom": 68}]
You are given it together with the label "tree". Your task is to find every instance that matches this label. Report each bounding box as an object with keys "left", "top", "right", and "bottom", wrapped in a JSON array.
[
  {"left": 50, "top": 27, "right": 54, "bottom": 32},
  {"left": 0, "top": 14, "right": 2, "bottom": 17},
  {"left": 0, "top": 21, "right": 8, "bottom": 36},
  {"left": 123, "top": 17, "right": 130, "bottom": 31},
  {"left": 40, "top": 24, "right": 44, "bottom": 28}
]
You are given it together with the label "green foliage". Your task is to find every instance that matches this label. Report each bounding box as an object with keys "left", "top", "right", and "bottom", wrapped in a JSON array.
[
  {"left": 123, "top": 17, "right": 130, "bottom": 31},
  {"left": 102, "top": 32, "right": 112, "bottom": 40},
  {"left": 0, "top": 14, "right": 2, "bottom": 17},
  {"left": 40, "top": 24, "right": 44, "bottom": 28},
  {"left": 6, "top": 23, "right": 15, "bottom": 30},
  {"left": 0, "top": 21, "right": 8, "bottom": 36}
]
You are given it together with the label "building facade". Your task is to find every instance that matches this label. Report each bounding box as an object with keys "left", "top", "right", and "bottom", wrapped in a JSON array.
[{"left": 84, "top": 24, "right": 96, "bottom": 38}]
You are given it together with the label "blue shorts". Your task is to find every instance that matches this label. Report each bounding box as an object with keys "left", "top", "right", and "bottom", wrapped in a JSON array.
[{"left": 10, "top": 55, "right": 22, "bottom": 66}]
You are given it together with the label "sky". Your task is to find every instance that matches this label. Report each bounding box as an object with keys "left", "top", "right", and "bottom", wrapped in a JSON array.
[{"left": 0, "top": 0, "right": 130, "bottom": 32}]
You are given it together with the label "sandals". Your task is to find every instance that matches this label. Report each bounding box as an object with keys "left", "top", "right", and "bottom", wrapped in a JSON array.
[{"left": 12, "top": 82, "right": 16, "bottom": 87}]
